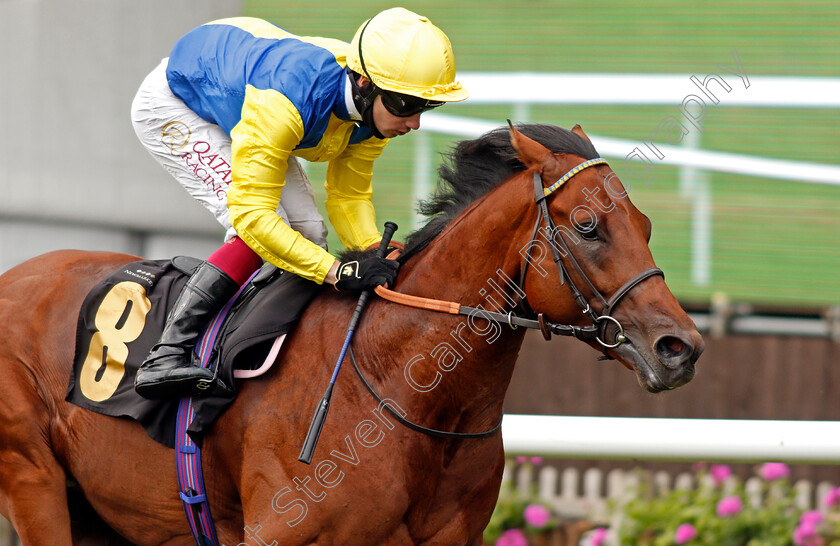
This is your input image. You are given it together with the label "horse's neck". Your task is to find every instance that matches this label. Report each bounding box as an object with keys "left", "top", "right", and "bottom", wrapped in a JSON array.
[
  {"left": 361, "top": 177, "right": 534, "bottom": 434},
  {"left": 401, "top": 175, "right": 535, "bottom": 305}
]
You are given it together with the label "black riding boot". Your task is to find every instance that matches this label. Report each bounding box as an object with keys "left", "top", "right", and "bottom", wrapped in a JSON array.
[{"left": 134, "top": 261, "right": 239, "bottom": 399}]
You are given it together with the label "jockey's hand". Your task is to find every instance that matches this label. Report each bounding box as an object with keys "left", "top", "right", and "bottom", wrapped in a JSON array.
[{"left": 335, "top": 257, "right": 399, "bottom": 292}]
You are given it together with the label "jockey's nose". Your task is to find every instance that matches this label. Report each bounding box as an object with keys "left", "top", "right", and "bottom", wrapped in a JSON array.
[{"left": 406, "top": 114, "right": 421, "bottom": 130}]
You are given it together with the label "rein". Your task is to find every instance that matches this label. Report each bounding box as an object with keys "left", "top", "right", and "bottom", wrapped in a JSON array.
[
  {"left": 373, "top": 283, "right": 595, "bottom": 340},
  {"left": 351, "top": 156, "right": 663, "bottom": 440}
]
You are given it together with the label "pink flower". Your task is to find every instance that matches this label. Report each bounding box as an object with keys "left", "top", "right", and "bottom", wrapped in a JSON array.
[
  {"left": 514, "top": 456, "right": 543, "bottom": 465},
  {"left": 588, "top": 527, "right": 609, "bottom": 546},
  {"left": 822, "top": 487, "right": 840, "bottom": 508},
  {"left": 717, "top": 496, "right": 743, "bottom": 517},
  {"left": 760, "top": 462, "right": 790, "bottom": 481},
  {"left": 793, "top": 519, "right": 824, "bottom": 546},
  {"left": 495, "top": 528, "right": 528, "bottom": 546},
  {"left": 709, "top": 464, "right": 732, "bottom": 486},
  {"left": 674, "top": 523, "right": 698, "bottom": 544},
  {"left": 523, "top": 504, "right": 551, "bottom": 528},
  {"left": 801, "top": 510, "right": 824, "bottom": 526}
]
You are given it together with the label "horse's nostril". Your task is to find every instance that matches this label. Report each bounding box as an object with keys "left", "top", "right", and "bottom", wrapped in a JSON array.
[
  {"left": 656, "top": 335, "right": 690, "bottom": 365},
  {"left": 663, "top": 337, "right": 685, "bottom": 355}
]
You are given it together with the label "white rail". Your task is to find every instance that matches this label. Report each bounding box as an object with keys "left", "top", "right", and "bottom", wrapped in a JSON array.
[
  {"left": 458, "top": 73, "right": 840, "bottom": 108},
  {"left": 502, "top": 414, "right": 840, "bottom": 464},
  {"left": 421, "top": 112, "right": 840, "bottom": 186}
]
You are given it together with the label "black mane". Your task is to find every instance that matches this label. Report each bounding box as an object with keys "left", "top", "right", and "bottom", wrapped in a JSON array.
[{"left": 399, "top": 123, "right": 599, "bottom": 262}]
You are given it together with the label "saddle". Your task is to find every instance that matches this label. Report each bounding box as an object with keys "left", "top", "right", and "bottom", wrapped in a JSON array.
[{"left": 66, "top": 257, "right": 322, "bottom": 447}]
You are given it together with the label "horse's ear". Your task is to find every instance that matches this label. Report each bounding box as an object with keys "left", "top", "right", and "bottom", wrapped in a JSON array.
[
  {"left": 571, "top": 124, "right": 591, "bottom": 143},
  {"left": 507, "top": 120, "right": 556, "bottom": 172}
]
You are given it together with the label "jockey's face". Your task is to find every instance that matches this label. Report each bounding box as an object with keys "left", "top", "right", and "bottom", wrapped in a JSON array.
[{"left": 371, "top": 95, "right": 421, "bottom": 138}]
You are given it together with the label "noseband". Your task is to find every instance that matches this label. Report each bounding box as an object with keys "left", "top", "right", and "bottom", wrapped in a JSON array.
[{"left": 524, "top": 159, "right": 664, "bottom": 352}]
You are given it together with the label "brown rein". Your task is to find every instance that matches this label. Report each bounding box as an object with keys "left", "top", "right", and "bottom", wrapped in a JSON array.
[
  {"left": 373, "top": 244, "right": 603, "bottom": 341},
  {"left": 373, "top": 283, "right": 597, "bottom": 341},
  {"left": 374, "top": 283, "right": 459, "bottom": 315}
]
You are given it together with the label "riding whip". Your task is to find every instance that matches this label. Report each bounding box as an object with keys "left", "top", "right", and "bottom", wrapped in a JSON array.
[{"left": 299, "top": 221, "right": 398, "bottom": 464}]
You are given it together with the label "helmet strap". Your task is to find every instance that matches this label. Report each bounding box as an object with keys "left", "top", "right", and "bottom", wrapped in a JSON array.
[
  {"left": 351, "top": 16, "right": 386, "bottom": 139},
  {"left": 356, "top": 16, "right": 375, "bottom": 82},
  {"left": 348, "top": 69, "right": 386, "bottom": 139}
]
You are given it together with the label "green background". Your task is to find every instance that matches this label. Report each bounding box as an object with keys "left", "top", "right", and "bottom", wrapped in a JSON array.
[{"left": 246, "top": 1, "right": 840, "bottom": 306}]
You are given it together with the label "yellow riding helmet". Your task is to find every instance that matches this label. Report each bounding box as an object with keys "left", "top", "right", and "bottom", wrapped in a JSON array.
[{"left": 347, "top": 7, "right": 468, "bottom": 103}]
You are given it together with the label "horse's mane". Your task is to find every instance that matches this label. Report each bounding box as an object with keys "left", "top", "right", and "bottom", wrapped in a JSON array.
[{"left": 397, "top": 123, "right": 599, "bottom": 262}]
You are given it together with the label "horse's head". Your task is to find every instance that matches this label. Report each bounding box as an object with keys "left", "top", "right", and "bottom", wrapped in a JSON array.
[{"left": 509, "top": 123, "right": 703, "bottom": 392}]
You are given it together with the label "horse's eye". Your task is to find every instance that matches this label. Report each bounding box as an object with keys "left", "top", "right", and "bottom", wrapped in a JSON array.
[{"left": 576, "top": 222, "right": 601, "bottom": 242}]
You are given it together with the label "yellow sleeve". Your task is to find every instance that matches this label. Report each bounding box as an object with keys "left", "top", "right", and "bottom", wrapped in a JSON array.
[
  {"left": 227, "top": 85, "right": 336, "bottom": 283},
  {"left": 325, "top": 137, "right": 389, "bottom": 251}
]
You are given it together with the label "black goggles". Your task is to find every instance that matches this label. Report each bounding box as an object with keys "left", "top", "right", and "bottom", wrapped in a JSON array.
[{"left": 379, "top": 90, "right": 444, "bottom": 117}]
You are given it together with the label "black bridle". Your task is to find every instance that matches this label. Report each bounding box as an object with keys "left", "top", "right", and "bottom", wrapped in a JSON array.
[
  {"left": 523, "top": 165, "right": 664, "bottom": 353},
  {"left": 351, "top": 157, "right": 664, "bottom": 439}
]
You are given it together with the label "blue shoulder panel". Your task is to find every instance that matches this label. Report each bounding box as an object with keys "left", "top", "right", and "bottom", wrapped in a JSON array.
[
  {"left": 349, "top": 125, "right": 375, "bottom": 145},
  {"left": 166, "top": 22, "right": 346, "bottom": 142}
]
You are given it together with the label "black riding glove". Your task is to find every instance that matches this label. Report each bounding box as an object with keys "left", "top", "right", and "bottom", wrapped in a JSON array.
[{"left": 334, "top": 257, "right": 399, "bottom": 292}]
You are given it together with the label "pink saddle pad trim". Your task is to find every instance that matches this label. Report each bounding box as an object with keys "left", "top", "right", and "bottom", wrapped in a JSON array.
[{"left": 233, "top": 334, "right": 285, "bottom": 379}]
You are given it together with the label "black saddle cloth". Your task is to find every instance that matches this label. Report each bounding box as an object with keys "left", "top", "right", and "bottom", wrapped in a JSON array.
[{"left": 66, "top": 258, "right": 322, "bottom": 447}]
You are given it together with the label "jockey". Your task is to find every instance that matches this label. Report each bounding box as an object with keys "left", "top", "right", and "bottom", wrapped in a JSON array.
[{"left": 130, "top": 8, "right": 468, "bottom": 399}]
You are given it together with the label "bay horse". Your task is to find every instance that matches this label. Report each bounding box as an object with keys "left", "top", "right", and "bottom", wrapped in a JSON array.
[{"left": 0, "top": 123, "right": 702, "bottom": 545}]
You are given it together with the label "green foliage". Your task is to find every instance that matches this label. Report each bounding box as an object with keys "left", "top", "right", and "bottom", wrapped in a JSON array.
[
  {"left": 616, "top": 464, "right": 840, "bottom": 545},
  {"left": 483, "top": 459, "right": 561, "bottom": 545},
  {"left": 483, "top": 483, "right": 530, "bottom": 543}
]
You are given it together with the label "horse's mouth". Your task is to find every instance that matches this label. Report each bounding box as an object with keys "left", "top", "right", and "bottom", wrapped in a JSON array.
[
  {"left": 631, "top": 353, "right": 671, "bottom": 393},
  {"left": 612, "top": 337, "right": 696, "bottom": 393},
  {"left": 637, "top": 364, "right": 673, "bottom": 393}
]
